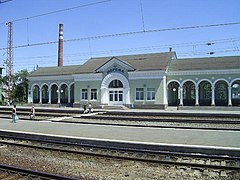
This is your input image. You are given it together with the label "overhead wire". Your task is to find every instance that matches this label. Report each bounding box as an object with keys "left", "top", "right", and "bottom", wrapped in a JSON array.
[
  {"left": 0, "top": 0, "right": 112, "bottom": 25},
  {"left": 0, "top": 21, "right": 240, "bottom": 51},
  {"left": 13, "top": 47, "right": 240, "bottom": 66},
  {"left": 12, "top": 36, "right": 240, "bottom": 61}
]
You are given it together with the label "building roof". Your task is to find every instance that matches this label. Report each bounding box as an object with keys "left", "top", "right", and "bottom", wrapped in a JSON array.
[
  {"left": 29, "top": 65, "right": 83, "bottom": 77},
  {"left": 169, "top": 56, "right": 240, "bottom": 71},
  {"left": 29, "top": 52, "right": 240, "bottom": 77},
  {"left": 29, "top": 52, "right": 176, "bottom": 77}
]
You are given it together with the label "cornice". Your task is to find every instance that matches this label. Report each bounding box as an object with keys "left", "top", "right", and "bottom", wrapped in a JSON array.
[
  {"left": 74, "top": 73, "right": 102, "bottom": 81},
  {"left": 167, "top": 69, "right": 240, "bottom": 76},
  {"left": 129, "top": 71, "right": 165, "bottom": 80},
  {"left": 28, "top": 75, "right": 73, "bottom": 81}
]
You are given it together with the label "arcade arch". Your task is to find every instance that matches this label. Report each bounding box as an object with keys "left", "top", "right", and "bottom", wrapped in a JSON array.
[{"left": 167, "top": 81, "right": 180, "bottom": 106}]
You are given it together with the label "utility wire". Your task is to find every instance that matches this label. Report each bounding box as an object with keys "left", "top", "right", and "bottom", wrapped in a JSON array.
[
  {"left": 0, "top": 0, "right": 112, "bottom": 25},
  {"left": 11, "top": 37, "right": 240, "bottom": 61},
  {"left": 0, "top": 21, "right": 240, "bottom": 51},
  {"left": 13, "top": 46, "right": 240, "bottom": 65}
]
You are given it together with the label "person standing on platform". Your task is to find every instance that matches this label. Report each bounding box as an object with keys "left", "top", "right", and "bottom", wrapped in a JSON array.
[
  {"left": 12, "top": 105, "right": 17, "bottom": 123},
  {"left": 29, "top": 106, "right": 35, "bottom": 120},
  {"left": 83, "top": 104, "right": 88, "bottom": 114},
  {"left": 88, "top": 103, "right": 93, "bottom": 113}
]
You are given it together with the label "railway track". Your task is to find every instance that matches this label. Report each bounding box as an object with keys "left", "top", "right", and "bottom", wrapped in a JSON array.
[
  {"left": 0, "top": 163, "right": 79, "bottom": 180},
  {"left": 83, "top": 113, "right": 240, "bottom": 122},
  {"left": 0, "top": 136, "right": 240, "bottom": 178},
  {"left": 66, "top": 113, "right": 240, "bottom": 131},
  {"left": 1, "top": 105, "right": 239, "bottom": 130}
]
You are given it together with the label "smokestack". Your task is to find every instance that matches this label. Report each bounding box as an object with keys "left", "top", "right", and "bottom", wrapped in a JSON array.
[{"left": 58, "top": 24, "right": 63, "bottom": 66}]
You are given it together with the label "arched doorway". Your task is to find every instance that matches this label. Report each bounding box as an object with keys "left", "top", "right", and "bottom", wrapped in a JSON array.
[
  {"left": 215, "top": 81, "right": 228, "bottom": 106},
  {"left": 32, "top": 85, "right": 40, "bottom": 103},
  {"left": 51, "top": 84, "right": 58, "bottom": 104},
  {"left": 108, "top": 79, "right": 123, "bottom": 105},
  {"left": 168, "top": 81, "right": 180, "bottom": 106},
  {"left": 199, "top": 81, "right": 211, "bottom": 106},
  {"left": 41, "top": 84, "right": 49, "bottom": 104},
  {"left": 232, "top": 80, "right": 240, "bottom": 106},
  {"left": 101, "top": 73, "right": 130, "bottom": 105},
  {"left": 60, "top": 84, "right": 68, "bottom": 104},
  {"left": 183, "top": 81, "right": 195, "bottom": 106}
]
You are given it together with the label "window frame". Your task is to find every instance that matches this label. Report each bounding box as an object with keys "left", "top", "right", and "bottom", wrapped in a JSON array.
[
  {"left": 135, "top": 88, "right": 144, "bottom": 101},
  {"left": 81, "top": 89, "right": 88, "bottom": 100},
  {"left": 146, "top": 88, "right": 156, "bottom": 101},
  {"left": 90, "top": 89, "right": 97, "bottom": 101}
]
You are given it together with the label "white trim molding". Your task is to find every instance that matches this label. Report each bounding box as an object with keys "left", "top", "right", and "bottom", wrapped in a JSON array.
[
  {"left": 29, "top": 75, "right": 73, "bottom": 81},
  {"left": 74, "top": 73, "right": 102, "bottom": 82},
  {"left": 167, "top": 69, "right": 240, "bottom": 76},
  {"left": 129, "top": 71, "right": 165, "bottom": 80}
]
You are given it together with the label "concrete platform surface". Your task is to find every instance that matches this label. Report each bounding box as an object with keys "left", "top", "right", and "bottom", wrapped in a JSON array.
[{"left": 0, "top": 118, "right": 240, "bottom": 151}]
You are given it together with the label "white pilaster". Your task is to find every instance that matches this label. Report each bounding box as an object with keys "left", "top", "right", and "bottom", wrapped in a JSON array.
[
  {"left": 39, "top": 88, "right": 42, "bottom": 104},
  {"left": 228, "top": 86, "right": 232, "bottom": 106},
  {"left": 48, "top": 87, "right": 51, "bottom": 104},
  {"left": 195, "top": 86, "right": 199, "bottom": 106},
  {"left": 68, "top": 86, "right": 71, "bottom": 103},
  {"left": 163, "top": 76, "right": 167, "bottom": 105},
  {"left": 211, "top": 86, "right": 215, "bottom": 106},
  {"left": 179, "top": 86, "right": 183, "bottom": 106},
  {"left": 57, "top": 89, "right": 60, "bottom": 104}
]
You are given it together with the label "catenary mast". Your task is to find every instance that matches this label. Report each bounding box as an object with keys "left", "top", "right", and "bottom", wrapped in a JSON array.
[{"left": 6, "top": 22, "right": 13, "bottom": 102}]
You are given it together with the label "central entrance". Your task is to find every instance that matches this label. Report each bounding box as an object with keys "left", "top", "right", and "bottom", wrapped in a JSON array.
[
  {"left": 100, "top": 73, "right": 130, "bottom": 105},
  {"left": 108, "top": 80, "right": 123, "bottom": 105}
]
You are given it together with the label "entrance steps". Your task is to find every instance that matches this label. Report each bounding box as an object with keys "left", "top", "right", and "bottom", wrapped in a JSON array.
[
  {"left": 99, "top": 105, "right": 129, "bottom": 110},
  {"left": 166, "top": 106, "right": 178, "bottom": 111}
]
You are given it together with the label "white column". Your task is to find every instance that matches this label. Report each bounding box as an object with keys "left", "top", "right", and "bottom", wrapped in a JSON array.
[
  {"left": 28, "top": 89, "right": 32, "bottom": 103},
  {"left": 163, "top": 76, "right": 167, "bottom": 105},
  {"left": 39, "top": 87, "right": 42, "bottom": 104},
  {"left": 48, "top": 86, "right": 51, "bottom": 104},
  {"left": 68, "top": 86, "right": 71, "bottom": 103},
  {"left": 57, "top": 88, "right": 60, "bottom": 104},
  {"left": 211, "top": 86, "right": 215, "bottom": 106},
  {"left": 195, "top": 86, "right": 199, "bottom": 106},
  {"left": 125, "top": 88, "right": 130, "bottom": 104},
  {"left": 101, "top": 87, "right": 108, "bottom": 104},
  {"left": 228, "top": 86, "right": 232, "bottom": 106},
  {"left": 179, "top": 86, "right": 183, "bottom": 106}
]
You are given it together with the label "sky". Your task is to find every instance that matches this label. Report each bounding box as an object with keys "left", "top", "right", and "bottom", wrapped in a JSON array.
[{"left": 0, "top": 0, "right": 240, "bottom": 74}]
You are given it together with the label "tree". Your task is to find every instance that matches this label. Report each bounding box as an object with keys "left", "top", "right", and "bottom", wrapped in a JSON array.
[{"left": 13, "top": 69, "right": 29, "bottom": 103}]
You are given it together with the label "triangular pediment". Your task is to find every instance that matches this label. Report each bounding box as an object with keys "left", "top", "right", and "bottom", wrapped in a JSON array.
[{"left": 95, "top": 57, "right": 135, "bottom": 73}]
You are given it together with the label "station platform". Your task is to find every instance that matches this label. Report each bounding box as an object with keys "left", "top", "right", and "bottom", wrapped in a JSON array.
[{"left": 0, "top": 114, "right": 240, "bottom": 156}]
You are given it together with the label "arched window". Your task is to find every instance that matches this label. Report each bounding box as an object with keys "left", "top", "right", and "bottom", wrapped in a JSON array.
[
  {"left": 167, "top": 81, "right": 180, "bottom": 106},
  {"left": 215, "top": 81, "right": 228, "bottom": 106},
  {"left": 232, "top": 81, "right": 240, "bottom": 106},
  {"left": 183, "top": 81, "right": 195, "bottom": 106},
  {"left": 42, "top": 84, "right": 49, "bottom": 104},
  {"left": 33, "top": 85, "right": 40, "bottom": 103},
  {"left": 108, "top": 79, "right": 123, "bottom": 88},
  {"left": 203, "top": 83, "right": 211, "bottom": 99},
  {"left": 199, "top": 81, "right": 211, "bottom": 106}
]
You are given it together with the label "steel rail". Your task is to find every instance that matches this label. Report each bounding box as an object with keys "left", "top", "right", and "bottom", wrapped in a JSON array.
[
  {"left": 0, "top": 163, "right": 80, "bottom": 180},
  {"left": 1, "top": 137, "right": 240, "bottom": 172},
  {"left": 58, "top": 120, "right": 240, "bottom": 131}
]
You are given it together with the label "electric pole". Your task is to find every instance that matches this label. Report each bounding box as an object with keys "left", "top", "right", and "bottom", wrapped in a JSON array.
[{"left": 6, "top": 22, "right": 13, "bottom": 102}]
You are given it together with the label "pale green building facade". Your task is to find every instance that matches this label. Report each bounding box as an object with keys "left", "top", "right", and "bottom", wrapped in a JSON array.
[{"left": 28, "top": 52, "right": 240, "bottom": 109}]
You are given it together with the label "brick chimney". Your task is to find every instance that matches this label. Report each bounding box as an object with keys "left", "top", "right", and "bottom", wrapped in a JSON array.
[{"left": 58, "top": 24, "right": 63, "bottom": 66}]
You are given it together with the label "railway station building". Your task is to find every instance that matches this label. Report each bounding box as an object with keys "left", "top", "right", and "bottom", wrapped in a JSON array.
[{"left": 28, "top": 51, "right": 240, "bottom": 109}]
